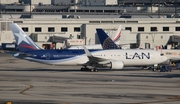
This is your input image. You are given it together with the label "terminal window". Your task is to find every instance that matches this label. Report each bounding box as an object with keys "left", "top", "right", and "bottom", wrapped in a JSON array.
[
  {"left": 48, "top": 27, "right": 55, "bottom": 32},
  {"left": 22, "top": 27, "right": 28, "bottom": 32},
  {"left": 138, "top": 27, "right": 144, "bottom": 31},
  {"left": 61, "top": 27, "right": 68, "bottom": 32},
  {"left": 77, "top": 35, "right": 81, "bottom": 39},
  {"left": 90, "top": 10, "right": 95, "bottom": 12},
  {"left": 74, "top": 27, "right": 80, "bottom": 32},
  {"left": 77, "top": 10, "right": 83, "bottom": 12},
  {"left": 71, "top": 0, "right": 74, "bottom": 3},
  {"left": 96, "top": 10, "right": 103, "bottom": 12},
  {"left": 176, "top": 27, "right": 180, "bottom": 31},
  {"left": 104, "top": 10, "right": 116, "bottom": 13},
  {"left": 35, "top": 27, "right": 41, "bottom": 32},
  {"left": 84, "top": 10, "right": 89, "bottom": 12},
  {"left": 125, "top": 27, "right": 132, "bottom": 31},
  {"left": 151, "top": 27, "right": 157, "bottom": 31},
  {"left": 70, "top": 10, "right": 75, "bottom": 12},
  {"left": 163, "top": 27, "right": 169, "bottom": 31}
]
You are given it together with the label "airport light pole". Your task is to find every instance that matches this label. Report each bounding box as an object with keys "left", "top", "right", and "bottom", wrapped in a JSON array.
[
  {"left": 150, "top": 28, "right": 158, "bottom": 50},
  {"left": 0, "top": 0, "right": 1, "bottom": 18},
  {"left": 158, "top": 0, "right": 161, "bottom": 18},
  {"left": 83, "top": 36, "right": 87, "bottom": 45},
  {"left": 0, "top": 0, "right": 1, "bottom": 41},
  {"left": 149, "top": 33, "right": 155, "bottom": 49},
  {"left": 30, "top": 0, "right": 31, "bottom": 18},
  {"left": 175, "top": 0, "right": 177, "bottom": 17}
]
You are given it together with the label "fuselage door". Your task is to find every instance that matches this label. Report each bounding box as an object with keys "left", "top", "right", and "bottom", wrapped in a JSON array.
[{"left": 46, "top": 53, "right": 50, "bottom": 60}]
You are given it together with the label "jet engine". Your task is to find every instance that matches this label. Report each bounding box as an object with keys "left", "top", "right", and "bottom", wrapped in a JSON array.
[{"left": 108, "top": 60, "right": 124, "bottom": 70}]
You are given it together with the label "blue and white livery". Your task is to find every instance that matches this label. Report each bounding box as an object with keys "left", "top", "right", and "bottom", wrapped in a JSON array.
[{"left": 10, "top": 23, "right": 167, "bottom": 72}]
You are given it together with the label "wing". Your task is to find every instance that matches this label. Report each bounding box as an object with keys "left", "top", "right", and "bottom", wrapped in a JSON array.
[{"left": 82, "top": 45, "right": 114, "bottom": 67}]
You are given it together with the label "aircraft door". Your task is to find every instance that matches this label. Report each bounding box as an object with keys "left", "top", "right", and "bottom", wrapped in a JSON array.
[{"left": 45, "top": 53, "right": 50, "bottom": 59}]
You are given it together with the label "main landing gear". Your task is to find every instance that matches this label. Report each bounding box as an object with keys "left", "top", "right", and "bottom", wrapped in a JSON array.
[
  {"left": 80, "top": 66, "right": 98, "bottom": 72},
  {"left": 147, "top": 64, "right": 161, "bottom": 72}
]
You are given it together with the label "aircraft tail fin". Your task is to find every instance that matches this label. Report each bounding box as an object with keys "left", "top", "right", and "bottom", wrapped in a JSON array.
[
  {"left": 113, "top": 25, "right": 122, "bottom": 42},
  {"left": 10, "top": 23, "right": 42, "bottom": 52},
  {"left": 96, "top": 28, "right": 119, "bottom": 49}
]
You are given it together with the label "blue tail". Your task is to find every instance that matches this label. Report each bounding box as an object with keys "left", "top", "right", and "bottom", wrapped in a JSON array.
[
  {"left": 10, "top": 23, "right": 42, "bottom": 52},
  {"left": 96, "top": 29, "right": 119, "bottom": 49}
]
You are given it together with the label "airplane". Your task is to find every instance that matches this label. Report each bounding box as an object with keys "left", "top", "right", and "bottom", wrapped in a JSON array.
[
  {"left": 67, "top": 25, "right": 122, "bottom": 49},
  {"left": 10, "top": 23, "right": 167, "bottom": 72},
  {"left": 96, "top": 28, "right": 168, "bottom": 70}
]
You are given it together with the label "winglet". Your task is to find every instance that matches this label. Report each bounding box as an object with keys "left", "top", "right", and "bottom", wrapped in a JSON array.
[{"left": 82, "top": 45, "right": 93, "bottom": 57}]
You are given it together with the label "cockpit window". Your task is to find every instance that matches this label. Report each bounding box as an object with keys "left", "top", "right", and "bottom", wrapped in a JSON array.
[{"left": 160, "top": 53, "right": 164, "bottom": 56}]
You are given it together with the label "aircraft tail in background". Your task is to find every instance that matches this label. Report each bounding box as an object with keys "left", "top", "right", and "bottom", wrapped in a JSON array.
[
  {"left": 113, "top": 25, "right": 122, "bottom": 43},
  {"left": 96, "top": 28, "right": 119, "bottom": 49},
  {"left": 10, "top": 23, "right": 42, "bottom": 52}
]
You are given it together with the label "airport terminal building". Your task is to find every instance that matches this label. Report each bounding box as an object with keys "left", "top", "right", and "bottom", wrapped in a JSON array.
[
  {"left": 0, "top": 17, "right": 180, "bottom": 49},
  {"left": 0, "top": 0, "right": 180, "bottom": 49}
]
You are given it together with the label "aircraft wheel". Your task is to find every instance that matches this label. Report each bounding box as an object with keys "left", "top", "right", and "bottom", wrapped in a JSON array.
[
  {"left": 94, "top": 68, "right": 98, "bottom": 72},
  {"left": 90, "top": 68, "right": 94, "bottom": 72},
  {"left": 81, "top": 68, "right": 85, "bottom": 71},
  {"left": 85, "top": 68, "right": 90, "bottom": 71},
  {"left": 148, "top": 67, "right": 152, "bottom": 70},
  {"left": 157, "top": 66, "right": 160, "bottom": 70},
  {"left": 153, "top": 68, "right": 156, "bottom": 72}
]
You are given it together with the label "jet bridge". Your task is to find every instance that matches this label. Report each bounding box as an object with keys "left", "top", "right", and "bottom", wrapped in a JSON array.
[{"left": 169, "top": 35, "right": 180, "bottom": 49}]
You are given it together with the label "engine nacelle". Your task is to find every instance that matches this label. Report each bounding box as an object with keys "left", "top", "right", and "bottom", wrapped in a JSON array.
[{"left": 110, "top": 60, "right": 124, "bottom": 70}]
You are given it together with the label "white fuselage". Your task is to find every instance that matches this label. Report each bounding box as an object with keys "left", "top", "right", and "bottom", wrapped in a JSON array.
[
  {"left": 24, "top": 49, "right": 167, "bottom": 67},
  {"left": 68, "top": 44, "right": 102, "bottom": 49},
  {"left": 68, "top": 44, "right": 129, "bottom": 50}
]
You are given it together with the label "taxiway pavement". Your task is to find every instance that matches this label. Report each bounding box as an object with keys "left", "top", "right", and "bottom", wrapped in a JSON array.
[{"left": 0, "top": 53, "right": 180, "bottom": 104}]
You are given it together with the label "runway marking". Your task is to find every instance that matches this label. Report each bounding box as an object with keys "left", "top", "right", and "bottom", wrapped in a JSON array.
[{"left": 19, "top": 85, "right": 33, "bottom": 94}]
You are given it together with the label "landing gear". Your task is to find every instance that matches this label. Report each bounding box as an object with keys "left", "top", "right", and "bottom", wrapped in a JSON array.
[
  {"left": 90, "top": 68, "right": 98, "bottom": 72},
  {"left": 90, "top": 68, "right": 94, "bottom": 72},
  {"left": 152, "top": 64, "right": 158, "bottom": 72},
  {"left": 94, "top": 68, "right": 98, "bottom": 72},
  {"left": 149, "top": 64, "right": 161, "bottom": 72},
  {"left": 80, "top": 66, "right": 98, "bottom": 72},
  {"left": 80, "top": 67, "right": 85, "bottom": 71},
  {"left": 148, "top": 67, "right": 153, "bottom": 70},
  {"left": 80, "top": 66, "right": 89, "bottom": 71}
]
